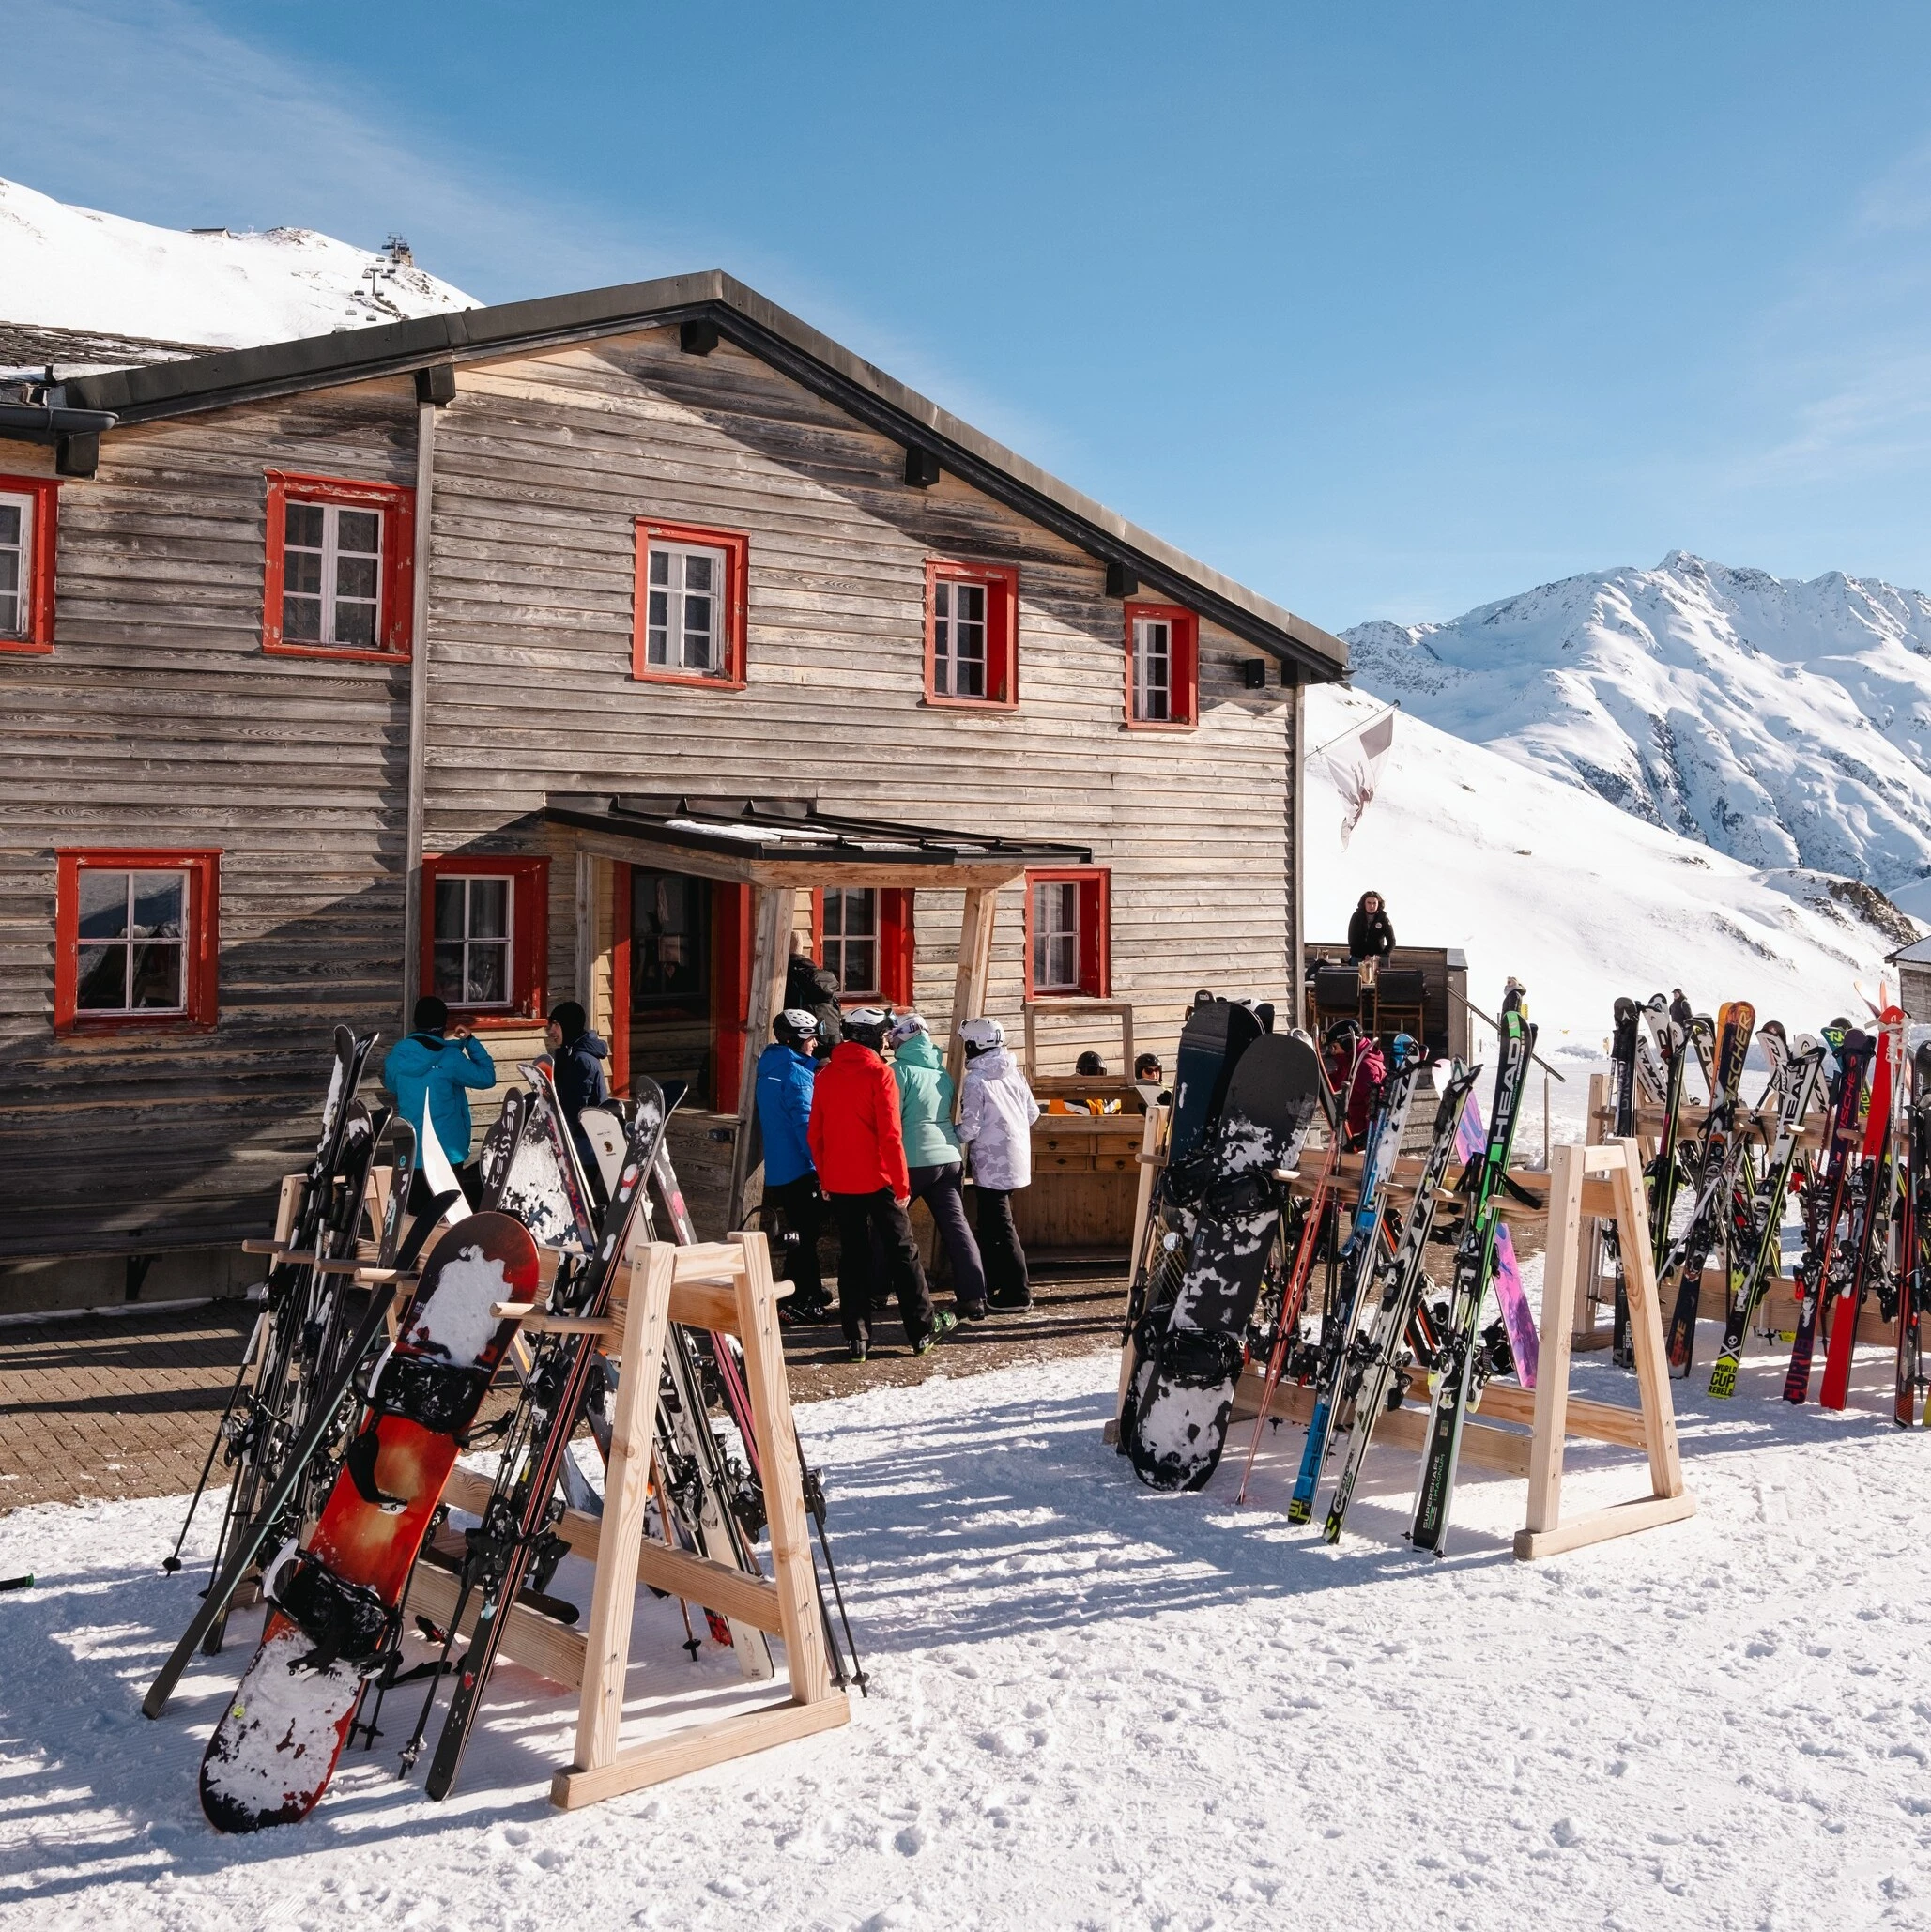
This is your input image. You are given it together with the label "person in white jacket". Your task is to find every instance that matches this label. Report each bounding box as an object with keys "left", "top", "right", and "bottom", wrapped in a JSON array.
[{"left": 957, "top": 1017, "right": 1040, "bottom": 1311}]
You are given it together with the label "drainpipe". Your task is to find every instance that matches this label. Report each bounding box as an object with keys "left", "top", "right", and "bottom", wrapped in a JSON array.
[{"left": 401, "top": 365, "right": 454, "bottom": 1025}]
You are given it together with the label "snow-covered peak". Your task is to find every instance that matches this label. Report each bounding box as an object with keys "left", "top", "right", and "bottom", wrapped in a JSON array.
[
  {"left": 1343, "top": 553, "right": 1931, "bottom": 914},
  {"left": 0, "top": 176, "right": 478, "bottom": 355}
]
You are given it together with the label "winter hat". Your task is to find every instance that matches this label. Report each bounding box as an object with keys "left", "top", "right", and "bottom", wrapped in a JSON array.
[
  {"left": 413, "top": 994, "right": 450, "bottom": 1033},
  {"left": 887, "top": 1011, "right": 929, "bottom": 1046},
  {"left": 548, "top": 1001, "right": 587, "bottom": 1043},
  {"left": 958, "top": 1017, "right": 1004, "bottom": 1053},
  {"left": 843, "top": 1006, "right": 889, "bottom": 1049},
  {"left": 774, "top": 1008, "right": 819, "bottom": 1049}
]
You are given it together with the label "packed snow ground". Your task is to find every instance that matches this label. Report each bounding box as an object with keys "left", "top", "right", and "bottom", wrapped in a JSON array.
[
  {"left": 1344, "top": 552, "right": 1931, "bottom": 913},
  {"left": 1303, "top": 682, "right": 1908, "bottom": 1055},
  {"left": 0, "top": 177, "right": 476, "bottom": 352},
  {"left": 5, "top": 1344, "right": 1929, "bottom": 1931}
]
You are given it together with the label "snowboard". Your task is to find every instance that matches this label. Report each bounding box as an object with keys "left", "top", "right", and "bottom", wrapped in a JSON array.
[
  {"left": 487, "top": 1063, "right": 599, "bottom": 1251},
  {"left": 1122, "top": 1030, "right": 1325, "bottom": 1493},
  {"left": 199, "top": 1211, "right": 541, "bottom": 1832},
  {"left": 1169, "top": 995, "right": 1264, "bottom": 1167}
]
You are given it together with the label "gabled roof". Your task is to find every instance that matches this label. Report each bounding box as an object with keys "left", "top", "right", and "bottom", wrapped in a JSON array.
[{"left": 64, "top": 270, "right": 1345, "bottom": 679}]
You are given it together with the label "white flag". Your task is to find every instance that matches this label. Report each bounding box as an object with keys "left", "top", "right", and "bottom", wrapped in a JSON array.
[{"left": 1322, "top": 709, "right": 1396, "bottom": 847}]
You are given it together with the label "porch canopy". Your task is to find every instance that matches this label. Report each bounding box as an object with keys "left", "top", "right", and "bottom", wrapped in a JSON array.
[{"left": 544, "top": 793, "right": 1092, "bottom": 1224}]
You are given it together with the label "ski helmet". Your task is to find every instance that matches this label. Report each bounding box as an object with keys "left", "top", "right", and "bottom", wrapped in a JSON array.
[
  {"left": 843, "top": 1006, "right": 889, "bottom": 1049},
  {"left": 958, "top": 1016, "right": 1004, "bottom": 1053},
  {"left": 887, "top": 1010, "right": 929, "bottom": 1047},
  {"left": 774, "top": 1008, "right": 818, "bottom": 1050}
]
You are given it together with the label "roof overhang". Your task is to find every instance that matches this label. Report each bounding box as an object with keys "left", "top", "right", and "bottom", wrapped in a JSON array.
[
  {"left": 544, "top": 793, "right": 1092, "bottom": 889},
  {"left": 64, "top": 271, "right": 1346, "bottom": 681}
]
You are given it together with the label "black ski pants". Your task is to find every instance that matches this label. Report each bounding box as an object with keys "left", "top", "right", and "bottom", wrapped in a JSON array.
[
  {"left": 973, "top": 1188, "right": 1031, "bottom": 1307},
  {"left": 909, "top": 1161, "right": 986, "bottom": 1311},
  {"left": 763, "top": 1173, "right": 826, "bottom": 1304},
  {"left": 830, "top": 1188, "right": 933, "bottom": 1346}
]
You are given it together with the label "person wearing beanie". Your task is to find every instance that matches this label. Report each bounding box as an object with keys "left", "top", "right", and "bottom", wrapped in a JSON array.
[
  {"left": 544, "top": 1001, "right": 612, "bottom": 1192},
  {"left": 956, "top": 1017, "right": 1040, "bottom": 1311},
  {"left": 887, "top": 1011, "right": 987, "bottom": 1321},
  {"left": 383, "top": 993, "right": 496, "bottom": 1210},
  {"left": 807, "top": 1006, "right": 953, "bottom": 1361},
  {"left": 759, "top": 1009, "right": 831, "bottom": 1322}
]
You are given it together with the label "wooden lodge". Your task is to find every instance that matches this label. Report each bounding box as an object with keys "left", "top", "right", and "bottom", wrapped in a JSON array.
[{"left": 0, "top": 272, "right": 1346, "bottom": 1306}]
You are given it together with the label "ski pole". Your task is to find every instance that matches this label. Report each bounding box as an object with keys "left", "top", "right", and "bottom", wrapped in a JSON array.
[{"left": 163, "top": 1308, "right": 265, "bottom": 1574}]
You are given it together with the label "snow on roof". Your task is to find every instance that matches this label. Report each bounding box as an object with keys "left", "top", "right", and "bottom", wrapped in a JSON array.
[
  {"left": 1887, "top": 935, "right": 1931, "bottom": 964},
  {"left": 0, "top": 176, "right": 477, "bottom": 360}
]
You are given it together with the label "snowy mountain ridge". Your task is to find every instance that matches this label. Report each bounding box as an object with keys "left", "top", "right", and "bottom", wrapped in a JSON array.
[
  {"left": 1343, "top": 551, "right": 1931, "bottom": 919},
  {"left": 0, "top": 176, "right": 477, "bottom": 356}
]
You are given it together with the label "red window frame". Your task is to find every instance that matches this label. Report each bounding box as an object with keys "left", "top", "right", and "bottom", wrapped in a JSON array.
[
  {"left": 420, "top": 853, "right": 549, "bottom": 1028},
  {"left": 924, "top": 559, "right": 1019, "bottom": 710},
  {"left": 262, "top": 470, "right": 415, "bottom": 663},
  {"left": 633, "top": 519, "right": 749, "bottom": 689},
  {"left": 54, "top": 848, "right": 221, "bottom": 1035},
  {"left": 809, "top": 888, "right": 914, "bottom": 1005},
  {"left": 1023, "top": 868, "right": 1111, "bottom": 1001},
  {"left": 1123, "top": 602, "right": 1200, "bottom": 730},
  {"left": 0, "top": 473, "right": 58, "bottom": 654}
]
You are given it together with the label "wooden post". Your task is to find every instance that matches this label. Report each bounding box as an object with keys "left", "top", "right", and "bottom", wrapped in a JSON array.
[
  {"left": 727, "top": 885, "right": 799, "bottom": 1233},
  {"left": 945, "top": 884, "right": 998, "bottom": 1096},
  {"left": 575, "top": 850, "right": 596, "bottom": 1013},
  {"left": 1523, "top": 1143, "right": 1586, "bottom": 1533}
]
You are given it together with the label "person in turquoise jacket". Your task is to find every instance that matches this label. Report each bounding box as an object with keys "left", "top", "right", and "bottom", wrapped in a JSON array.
[
  {"left": 888, "top": 1012, "right": 987, "bottom": 1319},
  {"left": 757, "top": 1009, "right": 830, "bottom": 1322},
  {"left": 383, "top": 995, "right": 496, "bottom": 1208}
]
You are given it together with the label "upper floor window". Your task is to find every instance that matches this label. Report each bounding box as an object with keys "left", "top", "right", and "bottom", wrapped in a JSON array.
[
  {"left": 0, "top": 474, "right": 58, "bottom": 654},
  {"left": 263, "top": 471, "right": 415, "bottom": 662},
  {"left": 1024, "top": 868, "right": 1110, "bottom": 1000},
  {"left": 925, "top": 560, "right": 1018, "bottom": 709},
  {"left": 1125, "top": 603, "right": 1199, "bottom": 728},
  {"left": 54, "top": 849, "right": 221, "bottom": 1033},
  {"left": 421, "top": 853, "right": 549, "bottom": 1025},
  {"left": 634, "top": 520, "right": 748, "bottom": 688}
]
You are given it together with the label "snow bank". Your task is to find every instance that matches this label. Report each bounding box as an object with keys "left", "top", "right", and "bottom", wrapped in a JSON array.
[
  {"left": 0, "top": 176, "right": 476, "bottom": 350},
  {"left": 4, "top": 1347, "right": 1928, "bottom": 1930},
  {"left": 1305, "top": 682, "right": 1906, "bottom": 1056},
  {"left": 1344, "top": 551, "right": 1931, "bottom": 912}
]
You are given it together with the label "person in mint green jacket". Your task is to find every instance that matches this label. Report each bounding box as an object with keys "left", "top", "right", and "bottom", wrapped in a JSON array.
[{"left": 888, "top": 1012, "right": 988, "bottom": 1320}]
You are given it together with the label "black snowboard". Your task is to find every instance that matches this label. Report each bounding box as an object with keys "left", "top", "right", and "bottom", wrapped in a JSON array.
[{"left": 1122, "top": 1031, "right": 1326, "bottom": 1492}]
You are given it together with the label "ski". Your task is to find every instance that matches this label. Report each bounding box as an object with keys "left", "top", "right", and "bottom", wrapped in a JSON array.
[
  {"left": 1410, "top": 982, "right": 1535, "bottom": 1556},
  {"left": 1604, "top": 996, "right": 1641, "bottom": 1364},
  {"left": 1324, "top": 1059, "right": 1480, "bottom": 1544},
  {"left": 1785, "top": 1031, "right": 1875, "bottom": 1403},
  {"left": 1897, "top": 1042, "right": 1931, "bottom": 1428},
  {"left": 1287, "top": 1035, "right": 1422, "bottom": 1524},
  {"left": 1819, "top": 1007, "right": 1901, "bottom": 1411},
  {"left": 1635, "top": 994, "right": 1690, "bottom": 1371}
]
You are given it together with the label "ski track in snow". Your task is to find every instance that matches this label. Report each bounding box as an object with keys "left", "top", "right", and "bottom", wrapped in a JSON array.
[{"left": 4, "top": 1348, "right": 1930, "bottom": 1929}]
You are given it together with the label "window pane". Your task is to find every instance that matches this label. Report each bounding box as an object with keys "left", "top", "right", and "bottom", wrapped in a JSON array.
[
  {"left": 336, "top": 509, "right": 380, "bottom": 555},
  {"left": 838, "top": 888, "right": 876, "bottom": 937},
  {"left": 684, "top": 554, "right": 713, "bottom": 592},
  {"left": 958, "top": 584, "right": 985, "bottom": 625},
  {"left": 333, "top": 600, "right": 377, "bottom": 649},
  {"left": 822, "top": 891, "right": 844, "bottom": 938},
  {"left": 335, "top": 552, "right": 378, "bottom": 602},
  {"left": 78, "top": 869, "right": 130, "bottom": 941},
  {"left": 0, "top": 504, "right": 20, "bottom": 544},
  {"left": 0, "top": 500, "right": 20, "bottom": 639},
  {"left": 284, "top": 545, "right": 324, "bottom": 597},
  {"left": 75, "top": 943, "right": 128, "bottom": 1010},
  {"left": 432, "top": 943, "right": 467, "bottom": 1001},
  {"left": 130, "top": 943, "right": 186, "bottom": 1009},
  {"left": 433, "top": 877, "right": 467, "bottom": 943},
  {"left": 285, "top": 502, "right": 325, "bottom": 548},
  {"left": 466, "top": 939, "right": 508, "bottom": 1005},
  {"left": 649, "top": 549, "right": 670, "bottom": 587},
  {"left": 682, "top": 594, "right": 713, "bottom": 669},
  {"left": 283, "top": 593, "right": 323, "bottom": 641},
  {"left": 131, "top": 871, "right": 185, "bottom": 938},
  {"left": 467, "top": 878, "right": 509, "bottom": 938},
  {"left": 841, "top": 939, "right": 876, "bottom": 994}
]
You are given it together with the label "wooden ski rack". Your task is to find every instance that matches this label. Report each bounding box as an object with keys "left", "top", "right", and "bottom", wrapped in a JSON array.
[{"left": 413, "top": 1232, "right": 847, "bottom": 1811}]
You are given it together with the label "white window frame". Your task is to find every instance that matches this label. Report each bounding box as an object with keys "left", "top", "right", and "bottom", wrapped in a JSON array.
[
  {"left": 646, "top": 540, "right": 730, "bottom": 675},
  {"left": 433, "top": 873, "right": 515, "bottom": 1010},
  {"left": 283, "top": 498, "right": 384, "bottom": 650},
  {"left": 932, "top": 576, "right": 988, "bottom": 698},
  {"left": 822, "top": 887, "right": 880, "bottom": 997},
  {"left": 0, "top": 488, "right": 32, "bottom": 640},
  {"left": 1032, "top": 881, "right": 1080, "bottom": 993},
  {"left": 73, "top": 866, "right": 191, "bottom": 1016},
  {"left": 1132, "top": 615, "right": 1172, "bottom": 722}
]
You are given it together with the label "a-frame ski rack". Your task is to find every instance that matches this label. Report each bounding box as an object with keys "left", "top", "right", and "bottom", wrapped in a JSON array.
[{"left": 414, "top": 1231, "right": 847, "bottom": 1809}]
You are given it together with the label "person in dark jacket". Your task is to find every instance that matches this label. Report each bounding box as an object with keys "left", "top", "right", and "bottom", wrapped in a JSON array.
[
  {"left": 807, "top": 1007, "right": 953, "bottom": 1361},
  {"left": 384, "top": 995, "right": 495, "bottom": 1210},
  {"left": 785, "top": 938, "right": 842, "bottom": 1059},
  {"left": 544, "top": 1001, "right": 611, "bottom": 1188},
  {"left": 1347, "top": 891, "right": 1395, "bottom": 964},
  {"left": 757, "top": 1009, "right": 831, "bottom": 1321}
]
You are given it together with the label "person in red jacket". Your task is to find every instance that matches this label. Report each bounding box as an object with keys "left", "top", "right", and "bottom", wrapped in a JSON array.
[{"left": 807, "top": 1007, "right": 955, "bottom": 1362}]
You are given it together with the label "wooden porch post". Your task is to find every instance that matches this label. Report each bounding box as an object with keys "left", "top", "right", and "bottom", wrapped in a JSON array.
[
  {"left": 727, "top": 884, "right": 799, "bottom": 1233},
  {"left": 945, "top": 884, "right": 999, "bottom": 1095}
]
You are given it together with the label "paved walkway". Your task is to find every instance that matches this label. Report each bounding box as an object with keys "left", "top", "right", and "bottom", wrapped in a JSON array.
[{"left": 0, "top": 1266, "right": 1128, "bottom": 1514}]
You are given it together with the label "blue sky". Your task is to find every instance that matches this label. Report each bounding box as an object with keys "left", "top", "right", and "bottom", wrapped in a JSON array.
[{"left": 8, "top": 0, "right": 1931, "bottom": 633}]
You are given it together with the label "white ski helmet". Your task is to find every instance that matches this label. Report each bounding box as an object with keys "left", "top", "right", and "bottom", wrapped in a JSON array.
[
  {"left": 958, "top": 1016, "right": 1004, "bottom": 1051},
  {"left": 843, "top": 1006, "right": 890, "bottom": 1048},
  {"left": 887, "top": 1010, "right": 929, "bottom": 1046}
]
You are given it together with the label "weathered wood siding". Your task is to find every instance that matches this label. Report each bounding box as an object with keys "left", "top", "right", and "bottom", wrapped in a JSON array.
[{"left": 0, "top": 324, "right": 1298, "bottom": 1264}]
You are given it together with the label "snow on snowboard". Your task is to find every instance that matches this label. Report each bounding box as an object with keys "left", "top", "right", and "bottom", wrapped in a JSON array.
[{"left": 199, "top": 1211, "right": 540, "bottom": 1832}]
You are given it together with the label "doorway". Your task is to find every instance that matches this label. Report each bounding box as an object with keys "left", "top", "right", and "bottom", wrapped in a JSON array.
[{"left": 620, "top": 868, "right": 750, "bottom": 1111}]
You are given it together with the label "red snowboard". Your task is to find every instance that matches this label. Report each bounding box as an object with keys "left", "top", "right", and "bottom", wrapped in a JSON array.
[{"left": 200, "top": 1212, "right": 540, "bottom": 1831}]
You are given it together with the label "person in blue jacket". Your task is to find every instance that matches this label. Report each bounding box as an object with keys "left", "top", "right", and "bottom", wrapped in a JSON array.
[
  {"left": 757, "top": 1008, "right": 830, "bottom": 1321},
  {"left": 384, "top": 995, "right": 496, "bottom": 1209}
]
